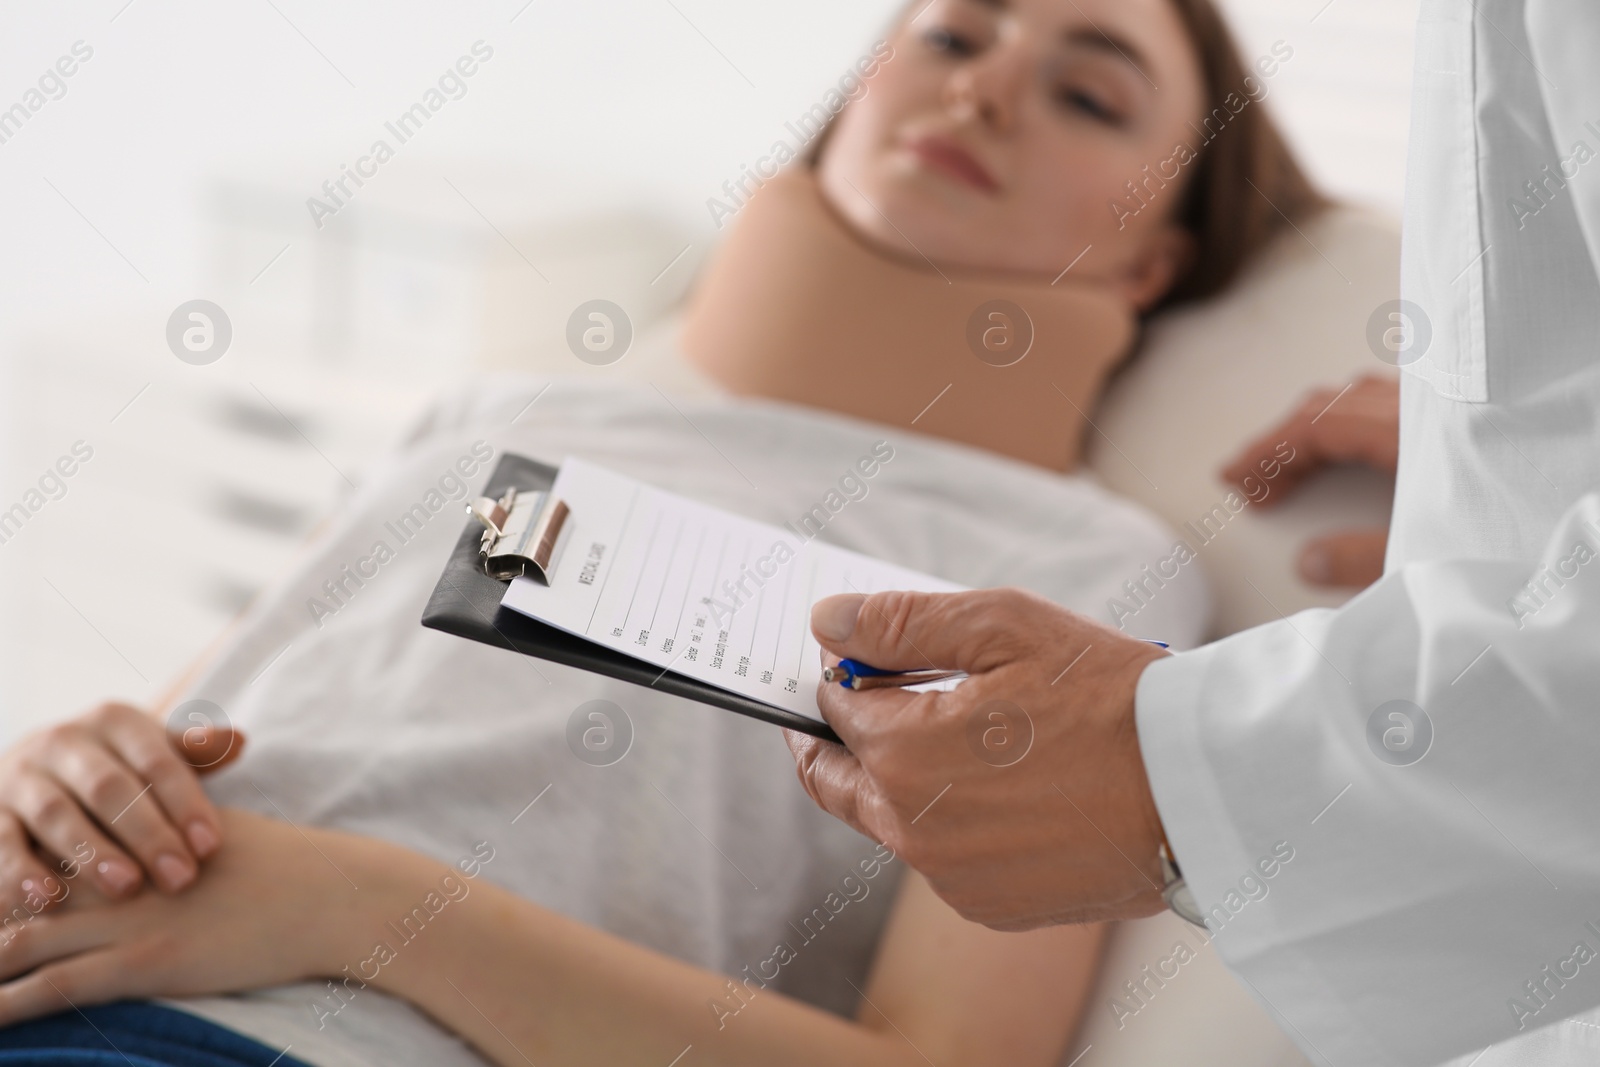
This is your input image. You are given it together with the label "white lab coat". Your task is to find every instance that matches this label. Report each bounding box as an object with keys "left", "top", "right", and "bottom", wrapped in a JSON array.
[{"left": 1136, "top": 1, "right": 1600, "bottom": 1064}]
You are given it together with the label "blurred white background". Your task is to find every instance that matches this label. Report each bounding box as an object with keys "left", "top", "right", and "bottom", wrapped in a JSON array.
[{"left": 0, "top": 0, "right": 1420, "bottom": 746}]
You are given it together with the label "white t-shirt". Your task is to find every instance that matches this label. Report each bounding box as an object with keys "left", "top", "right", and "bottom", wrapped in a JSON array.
[{"left": 164, "top": 369, "right": 1208, "bottom": 1067}]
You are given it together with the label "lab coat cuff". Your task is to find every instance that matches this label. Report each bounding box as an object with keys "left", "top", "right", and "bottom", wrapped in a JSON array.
[
  {"left": 1133, "top": 643, "right": 1371, "bottom": 1067},
  {"left": 1135, "top": 646, "right": 1258, "bottom": 924}
]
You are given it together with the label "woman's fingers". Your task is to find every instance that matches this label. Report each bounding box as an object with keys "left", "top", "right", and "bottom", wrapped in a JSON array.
[
  {"left": 0, "top": 910, "right": 110, "bottom": 985},
  {"left": 0, "top": 946, "right": 133, "bottom": 1029},
  {"left": 0, "top": 814, "right": 64, "bottom": 917},
  {"left": 1299, "top": 528, "right": 1389, "bottom": 588},
  {"left": 1304, "top": 374, "right": 1401, "bottom": 472},
  {"left": 0, "top": 703, "right": 228, "bottom": 910},
  {"left": 1220, "top": 374, "right": 1400, "bottom": 503},
  {"left": 171, "top": 725, "right": 245, "bottom": 777},
  {"left": 38, "top": 743, "right": 197, "bottom": 894},
  {"left": 104, "top": 716, "right": 228, "bottom": 859},
  {"left": 12, "top": 771, "right": 144, "bottom": 900}
]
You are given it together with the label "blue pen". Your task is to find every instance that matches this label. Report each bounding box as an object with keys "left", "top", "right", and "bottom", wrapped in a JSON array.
[
  {"left": 821, "top": 659, "right": 965, "bottom": 691},
  {"left": 823, "top": 641, "right": 1171, "bottom": 690}
]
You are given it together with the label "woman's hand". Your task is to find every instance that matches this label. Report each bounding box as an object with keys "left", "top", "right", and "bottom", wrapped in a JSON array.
[
  {"left": 0, "top": 808, "right": 407, "bottom": 1027},
  {"left": 1220, "top": 373, "right": 1400, "bottom": 588},
  {"left": 0, "top": 703, "right": 244, "bottom": 910}
]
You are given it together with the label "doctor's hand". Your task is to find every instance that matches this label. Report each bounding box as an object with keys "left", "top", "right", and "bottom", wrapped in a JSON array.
[
  {"left": 1221, "top": 372, "right": 1399, "bottom": 589},
  {"left": 785, "top": 588, "right": 1172, "bottom": 931},
  {"left": 0, "top": 703, "right": 243, "bottom": 913}
]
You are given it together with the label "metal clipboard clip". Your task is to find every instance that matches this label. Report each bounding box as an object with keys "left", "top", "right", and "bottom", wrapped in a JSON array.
[{"left": 466, "top": 487, "right": 572, "bottom": 583}]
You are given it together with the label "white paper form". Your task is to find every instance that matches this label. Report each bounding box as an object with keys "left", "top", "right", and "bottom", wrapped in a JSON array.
[{"left": 499, "top": 457, "right": 964, "bottom": 722}]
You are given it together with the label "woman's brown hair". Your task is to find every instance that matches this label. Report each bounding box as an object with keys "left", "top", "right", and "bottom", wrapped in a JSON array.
[{"left": 1158, "top": 0, "right": 1327, "bottom": 309}]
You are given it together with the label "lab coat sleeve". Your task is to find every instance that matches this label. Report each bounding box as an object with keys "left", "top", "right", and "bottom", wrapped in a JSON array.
[
  {"left": 1137, "top": 493, "right": 1600, "bottom": 1067},
  {"left": 1134, "top": 5, "right": 1600, "bottom": 1063}
]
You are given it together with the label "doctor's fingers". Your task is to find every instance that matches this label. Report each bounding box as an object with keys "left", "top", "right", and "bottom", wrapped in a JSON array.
[
  {"left": 1220, "top": 374, "right": 1401, "bottom": 501},
  {"left": 783, "top": 730, "right": 895, "bottom": 843},
  {"left": 811, "top": 587, "right": 1055, "bottom": 675},
  {"left": 813, "top": 673, "right": 932, "bottom": 754}
]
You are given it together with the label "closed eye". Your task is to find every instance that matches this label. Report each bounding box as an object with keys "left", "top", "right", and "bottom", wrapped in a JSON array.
[
  {"left": 923, "top": 26, "right": 979, "bottom": 58},
  {"left": 1056, "top": 87, "right": 1124, "bottom": 126}
]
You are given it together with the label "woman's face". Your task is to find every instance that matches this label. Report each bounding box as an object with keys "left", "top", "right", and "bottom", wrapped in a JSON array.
[{"left": 818, "top": 0, "right": 1207, "bottom": 309}]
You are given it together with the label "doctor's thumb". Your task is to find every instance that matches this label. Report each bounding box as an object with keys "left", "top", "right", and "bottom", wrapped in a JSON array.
[{"left": 811, "top": 588, "right": 1030, "bottom": 673}]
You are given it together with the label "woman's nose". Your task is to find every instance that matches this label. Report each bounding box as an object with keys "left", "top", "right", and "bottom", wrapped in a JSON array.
[{"left": 942, "top": 43, "right": 1029, "bottom": 132}]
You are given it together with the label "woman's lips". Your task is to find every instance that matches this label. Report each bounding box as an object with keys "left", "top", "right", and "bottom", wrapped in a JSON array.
[{"left": 905, "top": 135, "right": 1000, "bottom": 194}]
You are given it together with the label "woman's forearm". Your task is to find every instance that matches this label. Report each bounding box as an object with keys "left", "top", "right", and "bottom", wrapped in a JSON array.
[{"left": 355, "top": 850, "right": 935, "bottom": 1067}]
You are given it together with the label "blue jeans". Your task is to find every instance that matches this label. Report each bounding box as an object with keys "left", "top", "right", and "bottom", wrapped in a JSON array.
[{"left": 0, "top": 1001, "right": 314, "bottom": 1067}]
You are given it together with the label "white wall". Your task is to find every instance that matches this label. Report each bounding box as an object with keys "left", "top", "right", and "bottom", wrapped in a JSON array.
[
  {"left": 1224, "top": 0, "right": 1420, "bottom": 213},
  {"left": 0, "top": 0, "right": 1417, "bottom": 322}
]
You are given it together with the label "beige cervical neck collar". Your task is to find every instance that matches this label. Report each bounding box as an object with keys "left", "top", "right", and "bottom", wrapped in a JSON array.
[{"left": 679, "top": 168, "right": 1136, "bottom": 472}]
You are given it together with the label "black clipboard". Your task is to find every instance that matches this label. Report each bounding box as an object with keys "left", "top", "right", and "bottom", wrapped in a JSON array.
[{"left": 421, "top": 452, "right": 842, "bottom": 743}]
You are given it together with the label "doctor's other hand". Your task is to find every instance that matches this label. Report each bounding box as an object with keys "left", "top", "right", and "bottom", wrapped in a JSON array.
[
  {"left": 1221, "top": 372, "right": 1399, "bottom": 589},
  {"left": 785, "top": 588, "right": 1172, "bottom": 931},
  {"left": 0, "top": 702, "right": 244, "bottom": 912}
]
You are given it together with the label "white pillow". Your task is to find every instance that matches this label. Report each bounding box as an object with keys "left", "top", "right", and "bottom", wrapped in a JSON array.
[{"left": 1085, "top": 206, "right": 1401, "bottom": 638}]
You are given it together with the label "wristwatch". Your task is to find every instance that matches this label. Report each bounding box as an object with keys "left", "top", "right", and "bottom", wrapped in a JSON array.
[{"left": 1159, "top": 842, "right": 1206, "bottom": 927}]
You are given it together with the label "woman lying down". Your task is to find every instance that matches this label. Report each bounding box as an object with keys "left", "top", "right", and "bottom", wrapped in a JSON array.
[{"left": 0, "top": 0, "right": 1323, "bottom": 1064}]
